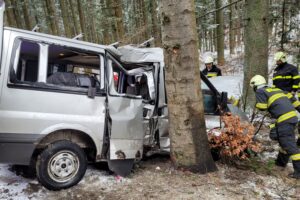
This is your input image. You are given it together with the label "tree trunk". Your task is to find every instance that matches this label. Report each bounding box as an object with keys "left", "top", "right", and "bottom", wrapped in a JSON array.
[
  {"left": 86, "top": 0, "right": 98, "bottom": 43},
  {"left": 150, "top": 0, "right": 162, "bottom": 46},
  {"left": 161, "top": 0, "right": 217, "bottom": 173},
  {"left": 22, "top": 0, "right": 33, "bottom": 30},
  {"left": 113, "top": 0, "right": 125, "bottom": 41},
  {"left": 45, "top": 0, "right": 61, "bottom": 36},
  {"left": 5, "top": 0, "right": 17, "bottom": 27},
  {"left": 68, "top": 0, "right": 81, "bottom": 36},
  {"left": 229, "top": 0, "right": 235, "bottom": 54},
  {"left": 77, "top": 0, "right": 88, "bottom": 41},
  {"left": 242, "top": 0, "right": 269, "bottom": 109},
  {"left": 280, "top": 0, "right": 286, "bottom": 50},
  {"left": 9, "top": 0, "right": 23, "bottom": 28},
  {"left": 215, "top": 0, "right": 225, "bottom": 65},
  {"left": 100, "top": 0, "right": 110, "bottom": 44},
  {"left": 59, "top": 0, "right": 73, "bottom": 38}
]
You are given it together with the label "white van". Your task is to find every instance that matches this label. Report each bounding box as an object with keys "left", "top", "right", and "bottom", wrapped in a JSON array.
[{"left": 0, "top": 1, "right": 243, "bottom": 190}]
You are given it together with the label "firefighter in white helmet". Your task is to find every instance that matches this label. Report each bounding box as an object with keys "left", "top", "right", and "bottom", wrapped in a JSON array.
[
  {"left": 250, "top": 75, "right": 300, "bottom": 179},
  {"left": 201, "top": 56, "right": 222, "bottom": 78}
]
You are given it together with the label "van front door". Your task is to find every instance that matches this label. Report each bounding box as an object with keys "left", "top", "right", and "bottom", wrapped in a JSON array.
[{"left": 105, "top": 56, "right": 144, "bottom": 176}]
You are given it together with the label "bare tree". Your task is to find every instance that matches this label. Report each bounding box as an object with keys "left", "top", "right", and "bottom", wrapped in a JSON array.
[{"left": 215, "top": 0, "right": 225, "bottom": 65}]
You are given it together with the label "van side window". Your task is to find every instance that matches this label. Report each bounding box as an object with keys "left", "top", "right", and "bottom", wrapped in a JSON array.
[
  {"left": 12, "top": 41, "right": 39, "bottom": 83},
  {"left": 46, "top": 44, "right": 101, "bottom": 89}
]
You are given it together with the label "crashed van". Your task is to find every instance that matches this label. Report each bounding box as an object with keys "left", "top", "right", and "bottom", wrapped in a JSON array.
[{"left": 0, "top": 1, "right": 245, "bottom": 190}]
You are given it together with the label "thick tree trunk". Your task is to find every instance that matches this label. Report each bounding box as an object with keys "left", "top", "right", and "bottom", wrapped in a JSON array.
[
  {"left": 215, "top": 0, "right": 225, "bottom": 65},
  {"left": 161, "top": 0, "right": 217, "bottom": 173},
  {"left": 243, "top": 0, "right": 269, "bottom": 109}
]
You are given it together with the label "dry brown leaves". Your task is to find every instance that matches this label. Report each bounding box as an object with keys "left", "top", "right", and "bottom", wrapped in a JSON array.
[{"left": 208, "top": 113, "right": 261, "bottom": 160}]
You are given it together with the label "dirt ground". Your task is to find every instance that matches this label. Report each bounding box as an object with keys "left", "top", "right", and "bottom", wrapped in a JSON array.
[
  {"left": 1, "top": 129, "right": 300, "bottom": 200},
  {"left": 1, "top": 154, "right": 300, "bottom": 200}
]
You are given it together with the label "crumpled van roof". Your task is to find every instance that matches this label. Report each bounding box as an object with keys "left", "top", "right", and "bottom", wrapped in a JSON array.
[{"left": 117, "top": 45, "right": 164, "bottom": 63}]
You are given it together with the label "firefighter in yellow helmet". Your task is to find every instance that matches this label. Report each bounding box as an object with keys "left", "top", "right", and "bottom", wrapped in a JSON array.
[
  {"left": 202, "top": 56, "right": 222, "bottom": 78},
  {"left": 273, "top": 52, "right": 300, "bottom": 147},
  {"left": 250, "top": 75, "right": 300, "bottom": 179}
]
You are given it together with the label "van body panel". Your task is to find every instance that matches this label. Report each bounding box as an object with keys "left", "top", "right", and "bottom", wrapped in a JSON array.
[{"left": 0, "top": 1, "right": 4, "bottom": 63}]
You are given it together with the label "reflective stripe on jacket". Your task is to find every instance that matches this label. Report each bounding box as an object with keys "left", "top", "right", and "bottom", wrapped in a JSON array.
[
  {"left": 255, "top": 86, "right": 298, "bottom": 124},
  {"left": 272, "top": 63, "right": 299, "bottom": 92}
]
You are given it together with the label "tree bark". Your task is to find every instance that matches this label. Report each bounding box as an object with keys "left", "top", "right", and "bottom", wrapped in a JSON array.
[
  {"left": 45, "top": 0, "right": 61, "bottom": 36},
  {"left": 76, "top": 0, "right": 88, "bottom": 41},
  {"left": 243, "top": 0, "right": 269, "bottom": 109},
  {"left": 280, "top": 0, "right": 286, "bottom": 50},
  {"left": 22, "top": 0, "right": 33, "bottom": 30},
  {"left": 161, "top": 0, "right": 217, "bottom": 173},
  {"left": 86, "top": 0, "right": 98, "bottom": 43},
  {"left": 112, "top": 0, "right": 125, "bottom": 41},
  {"left": 5, "top": 0, "right": 17, "bottom": 27},
  {"left": 215, "top": 0, "right": 225, "bottom": 65},
  {"left": 9, "top": 0, "right": 23, "bottom": 28},
  {"left": 68, "top": 0, "right": 81, "bottom": 36},
  {"left": 149, "top": 0, "right": 162, "bottom": 46},
  {"left": 229, "top": 0, "right": 235, "bottom": 54},
  {"left": 59, "top": 0, "right": 73, "bottom": 38}
]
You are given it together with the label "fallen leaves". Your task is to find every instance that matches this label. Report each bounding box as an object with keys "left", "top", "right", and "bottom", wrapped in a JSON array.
[{"left": 208, "top": 113, "right": 261, "bottom": 160}]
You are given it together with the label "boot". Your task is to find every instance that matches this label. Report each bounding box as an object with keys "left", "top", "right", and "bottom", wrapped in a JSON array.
[
  {"left": 275, "top": 152, "right": 289, "bottom": 167},
  {"left": 289, "top": 160, "right": 300, "bottom": 179},
  {"left": 288, "top": 172, "right": 300, "bottom": 179},
  {"left": 297, "top": 138, "right": 300, "bottom": 147}
]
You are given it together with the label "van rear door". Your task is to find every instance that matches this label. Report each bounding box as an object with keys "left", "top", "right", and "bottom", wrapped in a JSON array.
[{"left": 0, "top": 0, "right": 4, "bottom": 62}]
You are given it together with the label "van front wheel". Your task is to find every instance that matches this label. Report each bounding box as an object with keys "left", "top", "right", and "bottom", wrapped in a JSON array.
[{"left": 36, "top": 140, "right": 87, "bottom": 190}]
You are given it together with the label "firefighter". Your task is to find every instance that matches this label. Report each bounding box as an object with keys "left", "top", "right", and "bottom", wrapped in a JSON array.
[
  {"left": 272, "top": 51, "right": 299, "bottom": 92},
  {"left": 273, "top": 52, "right": 300, "bottom": 147},
  {"left": 250, "top": 75, "right": 300, "bottom": 179},
  {"left": 202, "top": 56, "right": 222, "bottom": 78}
]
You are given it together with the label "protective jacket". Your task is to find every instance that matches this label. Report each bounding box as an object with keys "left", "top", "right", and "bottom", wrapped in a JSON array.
[
  {"left": 272, "top": 62, "right": 299, "bottom": 92},
  {"left": 202, "top": 65, "right": 222, "bottom": 78},
  {"left": 255, "top": 86, "right": 300, "bottom": 175},
  {"left": 255, "top": 87, "right": 298, "bottom": 124}
]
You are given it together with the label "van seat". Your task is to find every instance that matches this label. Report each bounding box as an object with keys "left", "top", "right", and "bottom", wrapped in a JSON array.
[{"left": 47, "top": 72, "right": 95, "bottom": 88}]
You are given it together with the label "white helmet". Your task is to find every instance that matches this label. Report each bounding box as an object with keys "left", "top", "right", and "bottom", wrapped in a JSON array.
[
  {"left": 274, "top": 51, "right": 287, "bottom": 63},
  {"left": 204, "top": 56, "right": 214, "bottom": 64},
  {"left": 250, "top": 75, "right": 266, "bottom": 88}
]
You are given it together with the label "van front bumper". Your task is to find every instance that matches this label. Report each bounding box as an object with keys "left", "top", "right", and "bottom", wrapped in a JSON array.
[{"left": 0, "top": 133, "right": 42, "bottom": 165}]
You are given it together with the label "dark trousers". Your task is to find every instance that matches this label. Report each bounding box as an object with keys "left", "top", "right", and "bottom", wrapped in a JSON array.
[{"left": 271, "top": 123, "right": 300, "bottom": 173}]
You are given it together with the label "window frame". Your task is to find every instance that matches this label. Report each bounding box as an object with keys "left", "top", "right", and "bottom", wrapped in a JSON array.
[{"left": 7, "top": 37, "right": 106, "bottom": 96}]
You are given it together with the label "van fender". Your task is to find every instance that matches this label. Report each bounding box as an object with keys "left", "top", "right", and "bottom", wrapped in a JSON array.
[{"left": 37, "top": 123, "right": 102, "bottom": 156}]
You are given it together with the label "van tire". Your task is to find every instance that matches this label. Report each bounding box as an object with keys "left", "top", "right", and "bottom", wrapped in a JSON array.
[{"left": 36, "top": 140, "right": 87, "bottom": 190}]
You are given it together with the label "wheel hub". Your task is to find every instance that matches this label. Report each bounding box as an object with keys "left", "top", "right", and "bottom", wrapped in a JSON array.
[{"left": 48, "top": 151, "right": 80, "bottom": 183}]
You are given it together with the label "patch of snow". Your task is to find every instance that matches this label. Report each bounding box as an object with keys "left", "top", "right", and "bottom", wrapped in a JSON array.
[{"left": 0, "top": 164, "right": 30, "bottom": 200}]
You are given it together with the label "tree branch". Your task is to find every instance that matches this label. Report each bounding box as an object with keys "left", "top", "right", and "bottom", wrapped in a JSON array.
[{"left": 197, "top": 0, "right": 243, "bottom": 19}]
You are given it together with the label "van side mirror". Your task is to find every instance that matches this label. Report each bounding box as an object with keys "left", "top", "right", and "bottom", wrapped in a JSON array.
[{"left": 88, "top": 87, "right": 96, "bottom": 98}]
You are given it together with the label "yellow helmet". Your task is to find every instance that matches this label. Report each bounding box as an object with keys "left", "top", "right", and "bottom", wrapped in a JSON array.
[
  {"left": 250, "top": 75, "right": 266, "bottom": 88},
  {"left": 204, "top": 56, "right": 214, "bottom": 64},
  {"left": 274, "top": 51, "right": 287, "bottom": 63}
]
